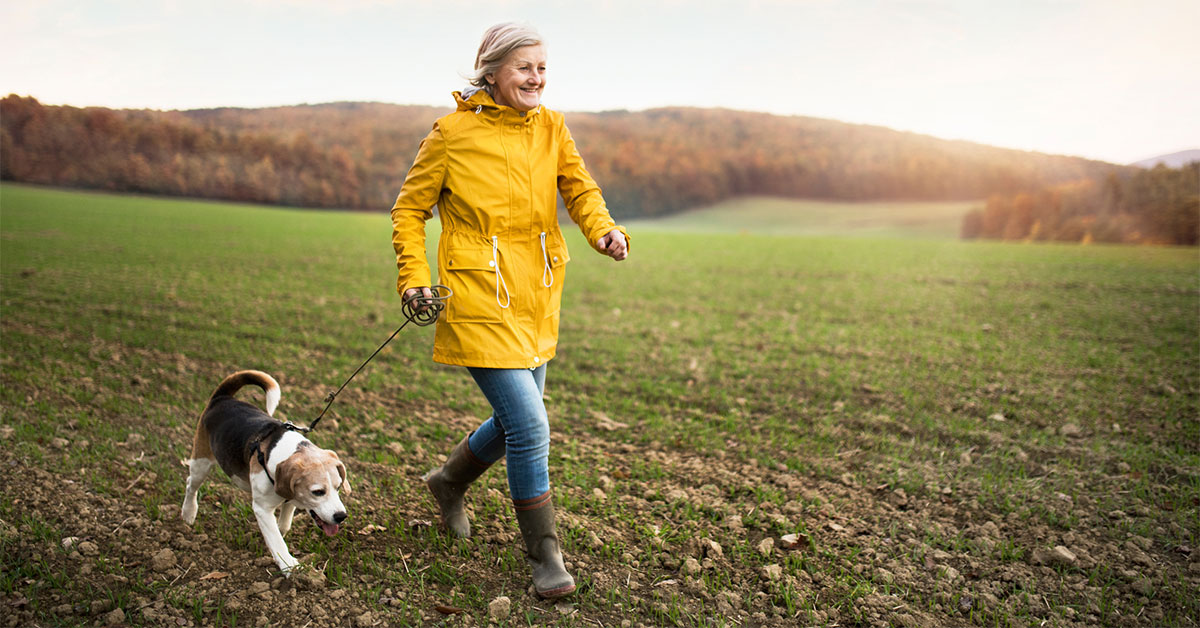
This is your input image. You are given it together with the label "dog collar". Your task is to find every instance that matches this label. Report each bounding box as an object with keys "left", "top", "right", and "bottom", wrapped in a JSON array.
[{"left": 249, "top": 422, "right": 307, "bottom": 485}]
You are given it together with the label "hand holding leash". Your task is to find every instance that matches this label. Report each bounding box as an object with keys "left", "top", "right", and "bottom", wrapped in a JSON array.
[{"left": 402, "top": 285, "right": 451, "bottom": 325}]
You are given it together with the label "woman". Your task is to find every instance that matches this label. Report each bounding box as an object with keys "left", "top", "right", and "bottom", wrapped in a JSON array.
[{"left": 389, "top": 22, "right": 629, "bottom": 599}]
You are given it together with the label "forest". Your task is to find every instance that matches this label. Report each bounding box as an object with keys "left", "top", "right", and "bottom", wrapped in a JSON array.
[
  {"left": 3, "top": 94, "right": 1122, "bottom": 218},
  {"left": 4, "top": 94, "right": 1194, "bottom": 244},
  {"left": 960, "top": 164, "right": 1199, "bottom": 245}
]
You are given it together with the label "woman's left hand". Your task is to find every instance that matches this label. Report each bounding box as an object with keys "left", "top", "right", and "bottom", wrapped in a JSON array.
[{"left": 597, "top": 230, "right": 628, "bottom": 261}]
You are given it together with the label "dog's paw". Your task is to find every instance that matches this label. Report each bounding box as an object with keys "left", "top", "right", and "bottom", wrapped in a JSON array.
[
  {"left": 277, "top": 556, "right": 301, "bottom": 577},
  {"left": 180, "top": 504, "right": 197, "bottom": 525}
]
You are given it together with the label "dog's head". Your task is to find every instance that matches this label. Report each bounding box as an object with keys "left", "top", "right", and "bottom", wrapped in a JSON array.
[{"left": 274, "top": 445, "right": 351, "bottom": 536}]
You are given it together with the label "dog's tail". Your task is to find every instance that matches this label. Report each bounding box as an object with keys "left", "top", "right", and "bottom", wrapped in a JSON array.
[{"left": 210, "top": 370, "right": 281, "bottom": 416}]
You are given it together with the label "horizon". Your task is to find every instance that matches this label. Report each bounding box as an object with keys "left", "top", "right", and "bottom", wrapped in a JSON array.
[
  {"left": 3, "top": 0, "right": 1198, "bottom": 164},
  {"left": 14, "top": 92, "right": 1195, "bottom": 167}
]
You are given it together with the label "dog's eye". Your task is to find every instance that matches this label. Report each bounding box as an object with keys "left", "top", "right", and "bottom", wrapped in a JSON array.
[{"left": 312, "top": 489, "right": 326, "bottom": 496}]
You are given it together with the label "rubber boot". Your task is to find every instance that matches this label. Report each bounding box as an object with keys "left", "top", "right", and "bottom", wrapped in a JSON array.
[
  {"left": 514, "top": 493, "right": 576, "bottom": 599},
  {"left": 423, "top": 435, "right": 491, "bottom": 538}
]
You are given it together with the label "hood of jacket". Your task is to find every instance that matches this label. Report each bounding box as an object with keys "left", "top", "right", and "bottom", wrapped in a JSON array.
[{"left": 453, "top": 88, "right": 542, "bottom": 118}]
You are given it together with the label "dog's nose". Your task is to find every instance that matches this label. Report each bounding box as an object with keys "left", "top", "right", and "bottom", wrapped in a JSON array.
[{"left": 334, "top": 512, "right": 347, "bottom": 524}]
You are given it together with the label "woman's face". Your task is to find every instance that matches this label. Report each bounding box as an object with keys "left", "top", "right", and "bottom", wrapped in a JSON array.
[{"left": 487, "top": 44, "right": 546, "bottom": 112}]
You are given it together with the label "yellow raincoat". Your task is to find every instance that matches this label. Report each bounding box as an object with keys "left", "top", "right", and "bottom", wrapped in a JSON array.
[{"left": 391, "top": 90, "right": 629, "bottom": 369}]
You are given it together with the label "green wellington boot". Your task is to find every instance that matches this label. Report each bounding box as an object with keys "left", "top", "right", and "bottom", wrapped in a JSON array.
[
  {"left": 514, "top": 493, "right": 576, "bottom": 599},
  {"left": 423, "top": 435, "right": 491, "bottom": 538}
]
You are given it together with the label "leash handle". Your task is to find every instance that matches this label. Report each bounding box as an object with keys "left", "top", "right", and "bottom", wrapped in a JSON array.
[
  {"left": 307, "top": 285, "right": 453, "bottom": 431},
  {"left": 402, "top": 284, "right": 452, "bottom": 326}
]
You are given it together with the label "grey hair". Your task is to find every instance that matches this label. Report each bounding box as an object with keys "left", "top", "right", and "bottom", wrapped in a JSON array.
[{"left": 468, "top": 22, "right": 544, "bottom": 91}]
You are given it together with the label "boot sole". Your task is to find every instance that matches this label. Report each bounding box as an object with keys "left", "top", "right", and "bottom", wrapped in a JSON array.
[{"left": 536, "top": 583, "right": 576, "bottom": 599}]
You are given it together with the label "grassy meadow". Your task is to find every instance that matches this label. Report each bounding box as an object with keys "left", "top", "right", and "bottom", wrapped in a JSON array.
[
  {"left": 1, "top": 183, "right": 1198, "bottom": 627},
  {"left": 626, "top": 197, "right": 978, "bottom": 239}
]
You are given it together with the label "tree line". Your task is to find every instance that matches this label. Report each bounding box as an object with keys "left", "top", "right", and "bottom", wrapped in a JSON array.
[
  {"left": 960, "top": 163, "right": 1198, "bottom": 245},
  {"left": 1, "top": 94, "right": 1131, "bottom": 220}
]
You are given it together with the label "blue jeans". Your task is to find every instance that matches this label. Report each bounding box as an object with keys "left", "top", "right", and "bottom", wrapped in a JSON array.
[{"left": 466, "top": 364, "right": 550, "bottom": 502}]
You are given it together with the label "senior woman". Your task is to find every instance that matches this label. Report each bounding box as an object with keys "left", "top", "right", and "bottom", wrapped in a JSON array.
[{"left": 389, "top": 22, "right": 629, "bottom": 599}]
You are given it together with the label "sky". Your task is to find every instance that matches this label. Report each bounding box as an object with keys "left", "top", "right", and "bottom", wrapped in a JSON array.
[{"left": 2, "top": 0, "right": 1197, "bottom": 165}]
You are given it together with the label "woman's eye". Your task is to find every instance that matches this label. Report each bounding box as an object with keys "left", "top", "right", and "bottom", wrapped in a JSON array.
[{"left": 313, "top": 489, "right": 326, "bottom": 496}]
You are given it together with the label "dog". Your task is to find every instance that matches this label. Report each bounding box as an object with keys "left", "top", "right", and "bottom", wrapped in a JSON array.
[{"left": 180, "top": 370, "right": 351, "bottom": 575}]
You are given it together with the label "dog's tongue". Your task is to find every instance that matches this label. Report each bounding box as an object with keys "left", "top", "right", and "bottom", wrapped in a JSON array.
[{"left": 316, "top": 517, "right": 340, "bottom": 536}]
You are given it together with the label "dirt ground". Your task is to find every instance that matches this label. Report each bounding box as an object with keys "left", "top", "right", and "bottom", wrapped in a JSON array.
[{"left": 2, "top": 384, "right": 1198, "bottom": 628}]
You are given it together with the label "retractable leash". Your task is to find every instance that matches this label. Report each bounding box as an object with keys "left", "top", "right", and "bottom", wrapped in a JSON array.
[{"left": 280, "top": 285, "right": 453, "bottom": 435}]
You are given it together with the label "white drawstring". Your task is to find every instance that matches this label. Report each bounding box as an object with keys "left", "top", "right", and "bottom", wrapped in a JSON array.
[
  {"left": 491, "top": 235, "right": 510, "bottom": 309},
  {"left": 539, "top": 232, "right": 554, "bottom": 288},
  {"left": 474, "top": 105, "right": 482, "bottom": 114}
]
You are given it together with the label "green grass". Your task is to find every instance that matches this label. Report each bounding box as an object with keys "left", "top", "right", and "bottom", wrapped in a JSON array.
[
  {"left": 1, "top": 182, "right": 1197, "bottom": 627},
  {"left": 627, "top": 195, "right": 980, "bottom": 238}
]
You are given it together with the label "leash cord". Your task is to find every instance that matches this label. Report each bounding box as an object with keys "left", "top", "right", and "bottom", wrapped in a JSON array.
[{"left": 288, "top": 285, "right": 452, "bottom": 434}]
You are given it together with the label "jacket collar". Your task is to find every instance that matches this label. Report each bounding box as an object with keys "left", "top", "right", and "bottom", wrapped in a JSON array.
[{"left": 453, "top": 89, "right": 542, "bottom": 119}]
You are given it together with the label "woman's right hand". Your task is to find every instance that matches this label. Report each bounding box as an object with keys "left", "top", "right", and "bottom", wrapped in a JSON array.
[{"left": 404, "top": 286, "right": 435, "bottom": 312}]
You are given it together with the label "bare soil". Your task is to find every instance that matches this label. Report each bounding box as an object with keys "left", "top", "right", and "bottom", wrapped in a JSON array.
[{"left": 2, "top": 379, "right": 1197, "bottom": 627}]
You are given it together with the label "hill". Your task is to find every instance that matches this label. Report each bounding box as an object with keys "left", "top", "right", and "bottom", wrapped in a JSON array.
[
  {"left": 2, "top": 95, "right": 1123, "bottom": 218},
  {"left": 1130, "top": 149, "right": 1200, "bottom": 169},
  {"left": 628, "top": 197, "right": 975, "bottom": 239}
]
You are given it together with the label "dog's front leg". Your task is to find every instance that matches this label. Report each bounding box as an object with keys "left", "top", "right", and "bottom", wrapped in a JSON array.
[
  {"left": 277, "top": 502, "right": 297, "bottom": 536},
  {"left": 252, "top": 499, "right": 299, "bottom": 575}
]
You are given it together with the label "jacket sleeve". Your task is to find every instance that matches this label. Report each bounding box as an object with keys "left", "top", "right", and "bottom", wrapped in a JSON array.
[
  {"left": 556, "top": 120, "right": 630, "bottom": 254},
  {"left": 391, "top": 123, "right": 446, "bottom": 296}
]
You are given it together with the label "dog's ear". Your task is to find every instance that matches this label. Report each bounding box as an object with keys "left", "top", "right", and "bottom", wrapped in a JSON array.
[
  {"left": 273, "top": 455, "right": 299, "bottom": 501},
  {"left": 334, "top": 458, "right": 351, "bottom": 494}
]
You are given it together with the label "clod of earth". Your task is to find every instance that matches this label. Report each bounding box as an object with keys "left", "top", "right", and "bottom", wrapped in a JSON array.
[
  {"left": 761, "top": 564, "right": 783, "bottom": 581},
  {"left": 488, "top": 596, "right": 511, "bottom": 620},
  {"left": 150, "top": 548, "right": 177, "bottom": 572}
]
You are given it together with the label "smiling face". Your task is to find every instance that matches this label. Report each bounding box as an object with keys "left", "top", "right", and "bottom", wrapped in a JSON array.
[{"left": 486, "top": 44, "right": 546, "bottom": 112}]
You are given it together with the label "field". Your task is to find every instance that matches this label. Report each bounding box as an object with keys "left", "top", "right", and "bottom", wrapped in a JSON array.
[
  {"left": 626, "top": 197, "right": 978, "bottom": 239},
  {"left": 1, "top": 183, "right": 1198, "bottom": 627}
]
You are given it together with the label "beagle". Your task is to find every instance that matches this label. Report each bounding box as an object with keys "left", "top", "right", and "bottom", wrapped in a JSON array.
[{"left": 180, "top": 370, "right": 351, "bottom": 575}]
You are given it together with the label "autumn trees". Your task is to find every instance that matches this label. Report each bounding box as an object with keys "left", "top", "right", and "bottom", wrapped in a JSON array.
[
  {"left": 6, "top": 93, "right": 1188, "bottom": 248},
  {"left": 2, "top": 95, "right": 365, "bottom": 209},
  {"left": 960, "top": 163, "right": 1199, "bottom": 245}
]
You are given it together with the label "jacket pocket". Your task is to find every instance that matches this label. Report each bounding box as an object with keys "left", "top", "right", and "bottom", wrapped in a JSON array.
[{"left": 443, "top": 247, "right": 503, "bottom": 323}]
